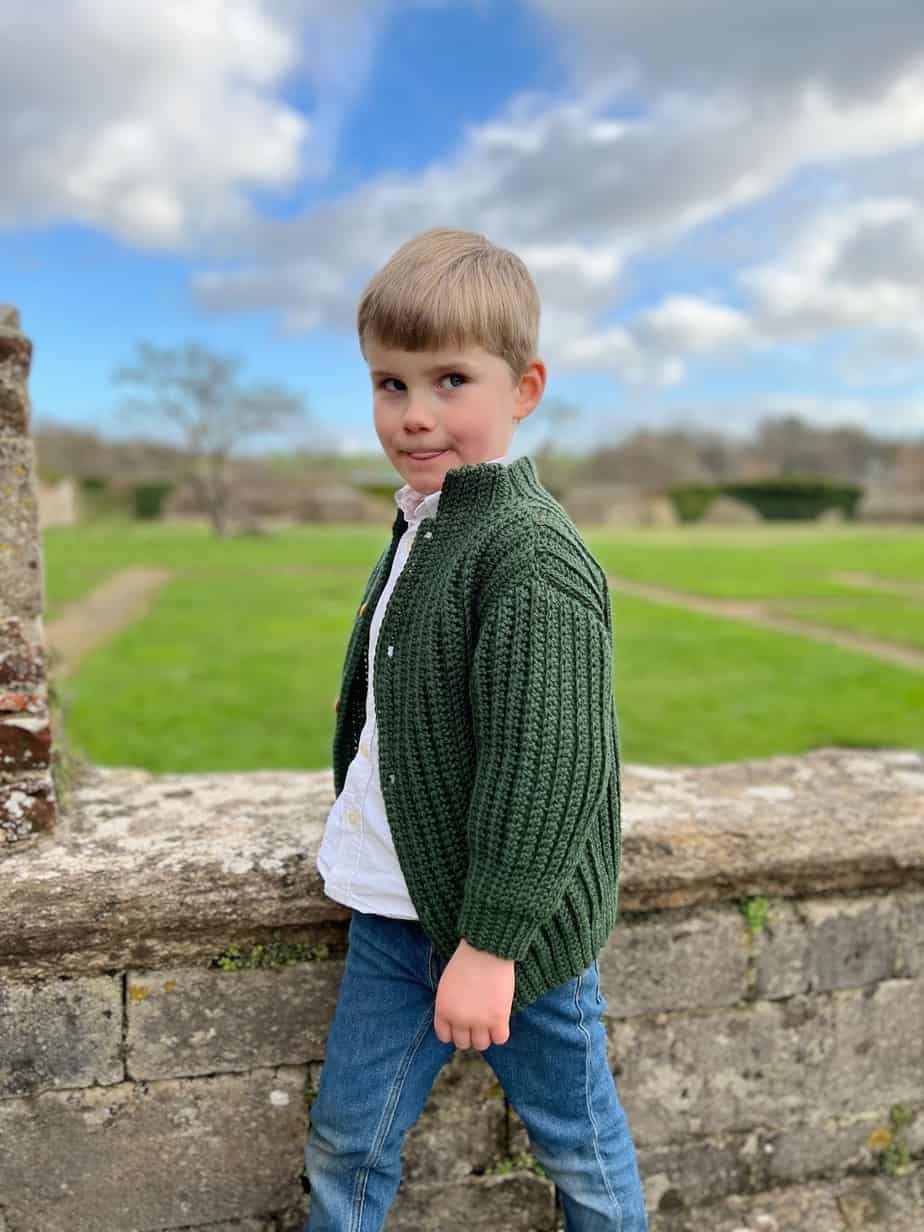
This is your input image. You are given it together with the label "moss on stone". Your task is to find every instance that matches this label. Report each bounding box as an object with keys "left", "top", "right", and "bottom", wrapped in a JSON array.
[{"left": 208, "top": 934, "right": 331, "bottom": 970}]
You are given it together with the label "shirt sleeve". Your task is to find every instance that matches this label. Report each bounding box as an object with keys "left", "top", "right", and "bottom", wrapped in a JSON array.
[{"left": 456, "top": 569, "right": 616, "bottom": 961}]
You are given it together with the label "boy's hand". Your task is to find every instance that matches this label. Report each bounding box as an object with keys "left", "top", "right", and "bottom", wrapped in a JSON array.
[{"left": 434, "top": 938, "right": 514, "bottom": 1050}]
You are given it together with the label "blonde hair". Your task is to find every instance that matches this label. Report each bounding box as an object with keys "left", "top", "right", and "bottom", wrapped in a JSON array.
[{"left": 357, "top": 228, "right": 540, "bottom": 378}]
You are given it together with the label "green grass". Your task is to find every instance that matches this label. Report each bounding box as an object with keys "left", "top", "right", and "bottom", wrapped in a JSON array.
[
  {"left": 42, "top": 519, "right": 924, "bottom": 772},
  {"left": 584, "top": 523, "right": 924, "bottom": 593},
  {"left": 774, "top": 594, "right": 924, "bottom": 652},
  {"left": 584, "top": 523, "right": 924, "bottom": 650}
]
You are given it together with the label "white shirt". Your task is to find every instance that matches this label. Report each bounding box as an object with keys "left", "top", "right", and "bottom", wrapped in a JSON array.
[{"left": 316, "top": 451, "right": 514, "bottom": 917}]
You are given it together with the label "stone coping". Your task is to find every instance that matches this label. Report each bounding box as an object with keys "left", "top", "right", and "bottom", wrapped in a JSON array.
[{"left": 1, "top": 747, "right": 921, "bottom": 975}]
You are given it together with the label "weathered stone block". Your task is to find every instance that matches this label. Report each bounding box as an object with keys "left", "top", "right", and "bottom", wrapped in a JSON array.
[
  {"left": 0, "top": 689, "right": 45, "bottom": 715},
  {"left": 0, "top": 712, "right": 51, "bottom": 769},
  {"left": 607, "top": 978, "right": 924, "bottom": 1145},
  {"left": 648, "top": 1172, "right": 924, "bottom": 1232},
  {"left": 0, "top": 1066, "right": 307, "bottom": 1231},
  {"left": 403, "top": 1049, "right": 507, "bottom": 1183},
  {"left": 599, "top": 906, "right": 748, "bottom": 1018},
  {"left": 752, "top": 898, "right": 809, "bottom": 998},
  {"left": 754, "top": 894, "right": 901, "bottom": 999},
  {"left": 897, "top": 890, "right": 924, "bottom": 979},
  {"left": 0, "top": 774, "right": 56, "bottom": 843},
  {"left": 0, "top": 974, "right": 122, "bottom": 1097},
  {"left": 0, "top": 435, "right": 42, "bottom": 619},
  {"left": 0, "top": 616, "right": 46, "bottom": 687},
  {"left": 630, "top": 1103, "right": 924, "bottom": 1218},
  {"left": 617, "top": 747, "right": 924, "bottom": 912},
  {"left": 126, "top": 961, "right": 344, "bottom": 1079},
  {"left": 802, "top": 895, "right": 900, "bottom": 991},
  {"left": 0, "top": 326, "right": 32, "bottom": 435},
  {"left": 637, "top": 1133, "right": 759, "bottom": 1216},
  {"left": 388, "top": 1171, "right": 556, "bottom": 1231},
  {"left": 765, "top": 1103, "right": 924, "bottom": 1186}
]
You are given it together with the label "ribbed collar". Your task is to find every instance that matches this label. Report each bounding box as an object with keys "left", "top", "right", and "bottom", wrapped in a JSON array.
[
  {"left": 394, "top": 449, "right": 512, "bottom": 526},
  {"left": 390, "top": 452, "right": 544, "bottom": 538}
]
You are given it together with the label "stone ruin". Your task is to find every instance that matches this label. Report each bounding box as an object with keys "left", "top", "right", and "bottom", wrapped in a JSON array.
[{"left": 0, "top": 305, "right": 56, "bottom": 846}]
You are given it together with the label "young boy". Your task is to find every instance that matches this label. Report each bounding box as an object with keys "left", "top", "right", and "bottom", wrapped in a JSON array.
[{"left": 305, "top": 228, "right": 648, "bottom": 1230}]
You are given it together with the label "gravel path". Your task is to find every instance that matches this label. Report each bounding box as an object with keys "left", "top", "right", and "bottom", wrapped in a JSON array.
[
  {"left": 832, "top": 570, "right": 924, "bottom": 601},
  {"left": 607, "top": 574, "right": 924, "bottom": 672},
  {"left": 46, "top": 567, "right": 173, "bottom": 677}
]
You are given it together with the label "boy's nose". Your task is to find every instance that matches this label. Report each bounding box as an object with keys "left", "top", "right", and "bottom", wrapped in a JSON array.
[{"left": 403, "top": 398, "right": 435, "bottom": 426}]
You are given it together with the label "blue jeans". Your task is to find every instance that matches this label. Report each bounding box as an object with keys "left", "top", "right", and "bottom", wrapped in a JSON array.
[{"left": 303, "top": 910, "right": 648, "bottom": 1230}]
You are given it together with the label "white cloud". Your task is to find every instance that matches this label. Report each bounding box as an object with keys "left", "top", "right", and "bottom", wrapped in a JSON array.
[
  {"left": 740, "top": 196, "right": 924, "bottom": 367},
  {"left": 0, "top": 0, "right": 391, "bottom": 247},
  {"left": 635, "top": 296, "right": 752, "bottom": 356},
  {"left": 527, "top": 0, "right": 924, "bottom": 104}
]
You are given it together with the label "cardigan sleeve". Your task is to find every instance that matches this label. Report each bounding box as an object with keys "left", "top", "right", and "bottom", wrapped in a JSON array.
[{"left": 456, "top": 569, "right": 616, "bottom": 961}]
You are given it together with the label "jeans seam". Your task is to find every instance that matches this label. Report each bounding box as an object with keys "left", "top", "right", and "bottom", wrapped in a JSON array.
[
  {"left": 575, "top": 968, "right": 623, "bottom": 1230},
  {"left": 349, "top": 1002, "right": 435, "bottom": 1231}
]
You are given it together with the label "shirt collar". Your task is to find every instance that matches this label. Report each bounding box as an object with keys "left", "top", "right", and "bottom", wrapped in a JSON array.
[{"left": 394, "top": 450, "right": 514, "bottom": 525}]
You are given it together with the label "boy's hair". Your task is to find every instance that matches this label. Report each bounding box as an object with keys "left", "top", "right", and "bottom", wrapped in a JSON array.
[{"left": 357, "top": 228, "right": 540, "bottom": 378}]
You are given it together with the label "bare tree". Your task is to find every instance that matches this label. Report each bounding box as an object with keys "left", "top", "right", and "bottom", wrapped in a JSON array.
[
  {"left": 752, "top": 413, "right": 897, "bottom": 482},
  {"left": 113, "top": 341, "right": 309, "bottom": 538},
  {"left": 587, "top": 427, "right": 710, "bottom": 489}
]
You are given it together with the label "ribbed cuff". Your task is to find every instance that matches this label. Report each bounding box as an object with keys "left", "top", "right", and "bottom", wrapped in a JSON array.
[{"left": 457, "top": 872, "right": 542, "bottom": 961}]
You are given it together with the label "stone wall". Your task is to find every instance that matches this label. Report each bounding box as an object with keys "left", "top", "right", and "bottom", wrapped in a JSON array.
[
  {"left": 0, "top": 307, "right": 56, "bottom": 844},
  {"left": 1, "top": 748, "right": 921, "bottom": 1230}
]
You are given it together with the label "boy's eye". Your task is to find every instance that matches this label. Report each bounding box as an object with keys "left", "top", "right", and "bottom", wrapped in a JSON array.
[
  {"left": 439, "top": 373, "right": 467, "bottom": 389},
  {"left": 381, "top": 377, "right": 406, "bottom": 392}
]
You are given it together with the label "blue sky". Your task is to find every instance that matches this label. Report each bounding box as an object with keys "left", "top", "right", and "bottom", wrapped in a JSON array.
[{"left": 4, "top": 0, "right": 924, "bottom": 457}]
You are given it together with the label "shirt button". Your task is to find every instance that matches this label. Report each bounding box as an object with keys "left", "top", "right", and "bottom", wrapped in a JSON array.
[{"left": 347, "top": 807, "right": 361, "bottom": 825}]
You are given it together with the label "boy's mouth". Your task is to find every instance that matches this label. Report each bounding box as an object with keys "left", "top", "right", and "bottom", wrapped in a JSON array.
[{"left": 404, "top": 450, "right": 446, "bottom": 461}]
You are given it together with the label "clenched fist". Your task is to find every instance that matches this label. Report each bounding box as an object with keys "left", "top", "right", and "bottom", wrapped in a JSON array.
[{"left": 434, "top": 937, "right": 515, "bottom": 1050}]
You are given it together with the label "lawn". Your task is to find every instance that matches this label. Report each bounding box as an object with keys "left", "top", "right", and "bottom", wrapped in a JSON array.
[{"left": 41, "top": 519, "right": 923, "bottom": 772}]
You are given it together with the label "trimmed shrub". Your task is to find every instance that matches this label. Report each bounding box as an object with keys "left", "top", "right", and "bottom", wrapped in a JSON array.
[
  {"left": 667, "top": 483, "right": 721, "bottom": 523},
  {"left": 668, "top": 477, "right": 864, "bottom": 522},
  {"left": 723, "top": 476, "right": 863, "bottom": 521},
  {"left": 132, "top": 482, "right": 175, "bottom": 520}
]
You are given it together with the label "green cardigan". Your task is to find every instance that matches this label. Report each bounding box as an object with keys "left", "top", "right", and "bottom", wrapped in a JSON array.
[{"left": 331, "top": 454, "right": 622, "bottom": 1014}]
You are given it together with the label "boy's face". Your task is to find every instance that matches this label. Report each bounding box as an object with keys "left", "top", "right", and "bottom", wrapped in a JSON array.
[{"left": 365, "top": 339, "right": 546, "bottom": 495}]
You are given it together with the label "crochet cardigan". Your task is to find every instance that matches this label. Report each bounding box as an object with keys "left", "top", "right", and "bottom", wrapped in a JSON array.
[{"left": 331, "top": 453, "right": 622, "bottom": 1014}]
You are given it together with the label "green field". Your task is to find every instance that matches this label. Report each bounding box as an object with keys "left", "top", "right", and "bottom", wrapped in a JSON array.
[{"left": 41, "top": 520, "right": 923, "bottom": 772}]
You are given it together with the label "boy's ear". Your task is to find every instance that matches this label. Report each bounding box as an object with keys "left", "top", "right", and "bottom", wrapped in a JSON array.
[{"left": 516, "top": 358, "right": 547, "bottom": 414}]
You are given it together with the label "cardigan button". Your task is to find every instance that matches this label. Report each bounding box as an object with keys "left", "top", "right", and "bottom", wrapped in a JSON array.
[
  {"left": 424, "top": 530, "right": 433, "bottom": 539},
  {"left": 387, "top": 644, "right": 394, "bottom": 657}
]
